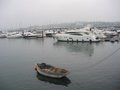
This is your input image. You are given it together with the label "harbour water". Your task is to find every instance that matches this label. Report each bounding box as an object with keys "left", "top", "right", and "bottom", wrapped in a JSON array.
[{"left": 0, "top": 38, "right": 120, "bottom": 90}]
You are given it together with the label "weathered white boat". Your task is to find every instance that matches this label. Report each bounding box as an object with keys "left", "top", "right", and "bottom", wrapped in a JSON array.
[
  {"left": 7, "top": 32, "right": 23, "bottom": 38},
  {"left": 34, "top": 63, "right": 69, "bottom": 78},
  {"left": 23, "top": 31, "right": 44, "bottom": 38},
  {"left": 0, "top": 33, "right": 7, "bottom": 38}
]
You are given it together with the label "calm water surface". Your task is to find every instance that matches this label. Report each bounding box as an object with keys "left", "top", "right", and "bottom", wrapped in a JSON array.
[{"left": 0, "top": 38, "right": 120, "bottom": 90}]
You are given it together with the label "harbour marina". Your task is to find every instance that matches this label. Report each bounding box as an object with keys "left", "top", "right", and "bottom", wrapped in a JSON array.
[{"left": 0, "top": 25, "right": 120, "bottom": 43}]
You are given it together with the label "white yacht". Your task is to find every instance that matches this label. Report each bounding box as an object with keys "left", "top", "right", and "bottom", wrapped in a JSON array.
[
  {"left": 103, "top": 30, "right": 118, "bottom": 36},
  {"left": 54, "top": 30, "right": 100, "bottom": 42},
  {"left": 7, "top": 32, "right": 23, "bottom": 38},
  {"left": 82, "top": 25, "right": 106, "bottom": 39},
  {"left": 23, "top": 31, "right": 44, "bottom": 38},
  {"left": 45, "top": 30, "right": 56, "bottom": 37},
  {"left": 117, "top": 30, "right": 120, "bottom": 34},
  {"left": 54, "top": 25, "right": 101, "bottom": 42},
  {"left": 0, "top": 33, "right": 7, "bottom": 38}
]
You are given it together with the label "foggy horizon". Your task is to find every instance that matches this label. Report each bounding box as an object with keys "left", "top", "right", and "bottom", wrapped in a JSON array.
[{"left": 0, "top": 0, "right": 120, "bottom": 30}]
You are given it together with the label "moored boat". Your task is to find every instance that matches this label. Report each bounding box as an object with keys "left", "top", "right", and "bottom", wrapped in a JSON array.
[
  {"left": 54, "top": 25, "right": 102, "bottom": 42},
  {"left": 23, "top": 31, "right": 44, "bottom": 38},
  {"left": 7, "top": 32, "right": 23, "bottom": 38},
  {"left": 45, "top": 30, "right": 56, "bottom": 37},
  {"left": 34, "top": 63, "right": 69, "bottom": 78},
  {"left": 0, "top": 33, "right": 7, "bottom": 38}
]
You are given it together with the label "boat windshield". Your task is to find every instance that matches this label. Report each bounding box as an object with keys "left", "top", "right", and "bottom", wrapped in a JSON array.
[{"left": 65, "top": 32, "right": 83, "bottom": 36}]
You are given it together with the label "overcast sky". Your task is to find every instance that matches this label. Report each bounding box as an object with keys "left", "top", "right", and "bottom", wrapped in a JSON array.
[{"left": 0, "top": 0, "right": 120, "bottom": 30}]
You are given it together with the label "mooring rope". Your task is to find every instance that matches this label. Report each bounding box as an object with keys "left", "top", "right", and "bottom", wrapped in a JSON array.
[
  {"left": 99, "top": 46, "right": 120, "bottom": 62},
  {"left": 83, "top": 46, "right": 120, "bottom": 70}
]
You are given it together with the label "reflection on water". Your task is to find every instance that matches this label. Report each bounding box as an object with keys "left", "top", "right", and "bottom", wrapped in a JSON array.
[
  {"left": 53, "top": 42, "right": 99, "bottom": 56},
  {"left": 36, "top": 72, "right": 71, "bottom": 87},
  {"left": 0, "top": 38, "right": 120, "bottom": 90}
]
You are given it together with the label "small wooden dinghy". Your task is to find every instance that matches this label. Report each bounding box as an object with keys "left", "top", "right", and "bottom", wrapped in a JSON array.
[{"left": 34, "top": 63, "right": 69, "bottom": 78}]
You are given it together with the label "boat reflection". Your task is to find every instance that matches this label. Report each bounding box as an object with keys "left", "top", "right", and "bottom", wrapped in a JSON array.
[
  {"left": 53, "top": 42, "right": 98, "bottom": 56},
  {"left": 36, "top": 72, "right": 71, "bottom": 87}
]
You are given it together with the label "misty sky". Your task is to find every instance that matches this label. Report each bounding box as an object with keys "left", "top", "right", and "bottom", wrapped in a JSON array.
[{"left": 0, "top": 0, "right": 120, "bottom": 30}]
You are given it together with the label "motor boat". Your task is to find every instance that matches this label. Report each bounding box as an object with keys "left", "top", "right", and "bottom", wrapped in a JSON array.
[
  {"left": 45, "top": 30, "right": 56, "bottom": 37},
  {"left": 7, "top": 32, "right": 23, "bottom": 38},
  {"left": 54, "top": 25, "right": 108, "bottom": 42},
  {"left": 23, "top": 31, "right": 44, "bottom": 38},
  {"left": 103, "top": 30, "right": 118, "bottom": 36},
  {"left": 0, "top": 33, "right": 7, "bottom": 38},
  {"left": 80, "top": 25, "right": 106, "bottom": 39},
  {"left": 54, "top": 29, "right": 100, "bottom": 42}
]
